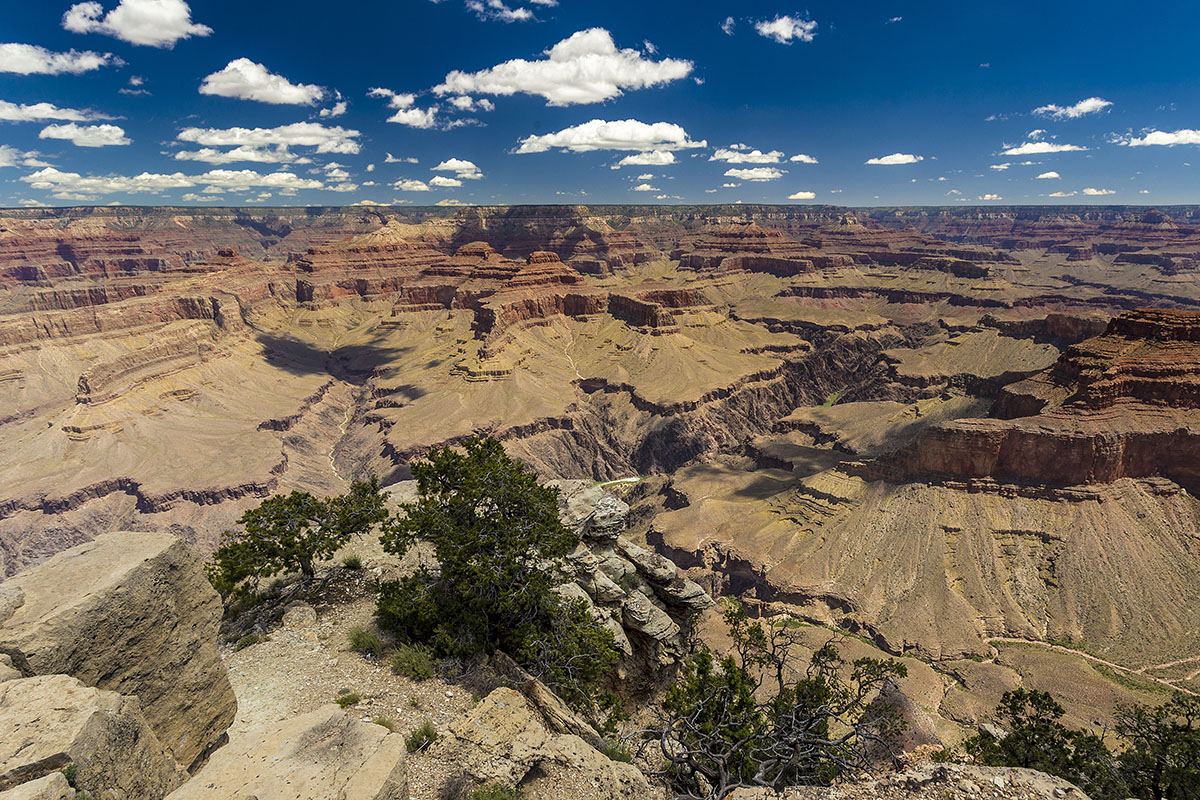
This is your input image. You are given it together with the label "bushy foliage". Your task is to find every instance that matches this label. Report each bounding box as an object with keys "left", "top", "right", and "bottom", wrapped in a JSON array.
[
  {"left": 335, "top": 691, "right": 360, "bottom": 708},
  {"left": 642, "top": 603, "right": 907, "bottom": 800},
  {"left": 348, "top": 626, "right": 384, "bottom": 658},
  {"left": 391, "top": 643, "right": 435, "bottom": 681},
  {"left": 967, "top": 688, "right": 1200, "bottom": 800},
  {"left": 405, "top": 720, "right": 438, "bottom": 752},
  {"left": 207, "top": 478, "right": 388, "bottom": 593},
  {"left": 467, "top": 785, "right": 524, "bottom": 800},
  {"left": 375, "top": 437, "right": 617, "bottom": 711}
]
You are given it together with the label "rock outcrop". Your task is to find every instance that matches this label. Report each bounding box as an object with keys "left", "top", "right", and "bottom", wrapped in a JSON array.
[
  {"left": 0, "top": 674, "right": 185, "bottom": 799},
  {"left": 167, "top": 706, "right": 408, "bottom": 800},
  {"left": 434, "top": 687, "right": 654, "bottom": 800},
  {"left": 0, "top": 532, "right": 236, "bottom": 770}
]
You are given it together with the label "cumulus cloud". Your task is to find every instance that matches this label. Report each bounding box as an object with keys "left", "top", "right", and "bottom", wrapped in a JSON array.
[
  {"left": 435, "top": 198, "right": 467, "bottom": 206},
  {"left": 990, "top": 163, "right": 1010, "bottom": 171},
  {"left": 1001, "top": 141, "right": 1087, "bottom": 155},
  {"left": 710, "top": 146, "right": 783, "bottom": 164},
  {"left": 39, "top": 123, "right": 129, "bottom": 147},
  {"left": 386, "top": 153, "right": 419, "bottom": 164},
  {"left": 1033, "top": 97, "right": 1112, "bottom": 120},
  {"left": 174, "top": 146, "right": 309, "bottom": 165},
  {"left": 447, "top": 95, "right": 495, "bottom": 112},
  {"left": 394, "top": 179, "right": 431, "bottom": 191},
  {"left": 200, "top": 59, "right": 324, "bottom": 105},
  {"left": 1120, "top": 129, "right": 1200, "bottom": 147},
  {"left": 632, "top": 183, "right": 659, "bottom": 192},
  {"left": 432, "top": 158, "right": 483, "bottom": 179},
  {"left": 177, "top": 122, "right": 361, "bottom": 154},
  {"left": 1082, "top": 187, "right": 1115, "bottom": 196},
  {"left": 1048, "top": 191, "right": 1077, "bottom": 197},
  {"left": 865, "top": 152, "right": 923, "bottom": 165},
  {"left": 724, "top": 167, "right": 784, "bottom": 181},
  {"left": 636, "top": 173, "right": 654, "bottom": 180},
  {"left": 320, "top": 102, "right": 347, "bottom": 118},
  {"left": 754, "top": 15, "right": 818, "bottom": 44},
  {"left": 721, "top": 16, "right": 735, "bottom": 35},
  {"left": 0, "top": 145, "right": 47, "bottom": 168},
  {"left": 0, "top": 43, "right": 119, "bottom": 75},
  {"left": 978, "top": 193, "right": 1001, "bottom": 201},
  {"left": 433, "top": 28, "right": 692, "bottom": 106},
  {"left": 788, "top": 190, "right": 816, "bottom": 200},
  {"left": 428, "top": 176, "right": 459, "bottom": 188},
  {"left": 62, "top": 0, "right": 211, "bottom": 48},
  {"left": 616, "top": 150, "right": 676, "bottom": 167},
  {"left": 789, "top": 153, "right": 818, "bottom": 164},
  {"left": 368, "top": 88, "right": 438, "bottom": 128},
  {"left": 467, "top": 0, "right": 535, "bottom": 22},
  {"left": 1036, "top": 171, "right": 1060, "bottom": 179},
  {"left": 516, "top": 119, "right": 705, "bottom": 154},
  {"left": 0, "top": 100, "right": 109, "bottom": 123}
]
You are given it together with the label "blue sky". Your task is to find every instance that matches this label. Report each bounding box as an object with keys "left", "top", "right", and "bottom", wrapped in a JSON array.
[{"left": 3, "top": 0, "right": 1200, "bottom": 207}]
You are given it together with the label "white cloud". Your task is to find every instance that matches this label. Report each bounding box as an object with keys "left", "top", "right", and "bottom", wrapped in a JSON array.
[
  {"left": 394, "top": 179, "right": 432, "bottom": 191},
  {"left": 0, "top": 43, "right": 119, "bottom": 75},
  {"left": 516, "top": 119, "right": 704, "bottom": 153},
  {"left": 1033, "top": 97, "right": 1112, "bottom": 120},
  {"left": 39, "top": 123, "right": 129, "bottom": 147},
  {"left": 721, "top": 16, "right": 735, "bottom": 35},
  {"left": 368, "top": 88, "right": 438, "bottom": 128},
  {"left": 616, "top": 150, "right": 676, "bottom": 167},
  {"left": 432, "top": 158, "right": 483, "bottom": 179},
  {"left": 319, "top": 101, "right": 348, "bottom": 118},
  {"left": 177, "top": 122, "right": 361, "bottom": 154},
  {"left": 754, "top": 15, "right": 818, "bottom": 44},
  {"left": 1120, "top": 129, "right": 1200, "bottom": 147},
  {"left": 0, "top": 100, "right": 108, "bottom": 123},
  {"left": 632, "top": 183, "right": 659, "bottom": 192},
  {"left": 62, "top": 0, "right": 211, "bottom": 48},
  {"left": 435, "top": 198, "right": 467, "bottom": 206},
  {"left": 865, "top": 152, "right": 923, "bottom": 165},
  {"left": 429, "top": 175, "right": 462, "bottom": 188},
  {"left": 447, "top": 95, "right": 495, "bottom": 112},
  {"left": 1001, "top": 141, "right": 1087, "bottom": 155},
  {"left": 789, "top": 153, "right": 818, "bottom": 164},
  {"left": 385, "top": 153, "right": 419, "bottom": 164},
  {"left": 1027, "top": 128, "right": 1047, "bottom": 140},
  {"left": 199, "top": 58, "right": 324, "bottom": 105},
  {"left": 173, "top": 146, "right": 306, "bottom": 165},
  {"left": 990, "top": 163, "right": 1010, "bottom": 171},
  {"left": 0, "top": 145, "right": 45, "bottom": 168},
  {"left": 724, "top": 167, "right": 784, "bottom": 181},
  {"left": 888, "top": 16, "right": 902, "bottom": 23},
  {"left": 466, "top": 0, "right": 535, "bottom": 22},
  {"left": 1082, "top": 187, "right": 1115, "bottom": 196},
  {"left": 788, "top": 190, "right": 816, "bottom": 200},
  {"left": 1048, "top": 191, "right": 1077, "bottom": 197},
  {"left": 978, "top": 193, "right": 1001, "bottom": 201},
  {"left": 710, "top": 146, "right": 783, "bottom": 164},
  {"left": 946, "top": 189, "right": 962, "bottom": 195},
  {"left": 636, "top": 173, "right": 654, "bottom": 180},
  {"left": 433, "top": 28, "right": 692, "bottom": 106},
  {"left": 1036, "top": 171, "right": 1060, "bottom": 179},
  {"left": 722, "top": 182, "right": 740, "bottom": 188}
]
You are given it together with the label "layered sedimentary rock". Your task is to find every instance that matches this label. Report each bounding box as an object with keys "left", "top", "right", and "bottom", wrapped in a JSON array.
[{"left": 0, "top": 532, "right": 236, "bottom": 769}]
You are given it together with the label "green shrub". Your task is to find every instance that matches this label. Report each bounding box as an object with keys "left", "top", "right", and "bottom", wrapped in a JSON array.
[
  {"left": 405, "top": 720, "right": 438, "bottom": 752},
  {"left": 391, "top": 643, "right": 435, "bottom": 681},
  {"left": 348, "top": 626, "right": 384, "bottom": 657},
  {"left": 61, "top": 765, "right": 78, "bottom": 787},
  {"left": 468, "top": 784, "right": 524, "bottom": 800},
  {"left": 234, "top": 633, "right": 266, "bottom": 651},
  {"left": 598, "top": 738, "right": 633, "bottom": 763},
  {"left": 335, "top": 691, "right": 361, "bottom": 708},
  {"left": 341, "top": 553, "right": 363, "bottom": 570},
  {"left": 372, "top": 715, "right": 396, "bottom": 732}
]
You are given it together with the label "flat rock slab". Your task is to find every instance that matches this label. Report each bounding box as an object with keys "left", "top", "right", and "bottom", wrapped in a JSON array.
[
  {"left": 0, "top": 675, "right": 183, "bottom": 800},
  {"left": 0, "top": 532, "right": 236, "bottom": 770},
  {"left": 167, "top": 706, "right": 407, "bottom": 800},
  {"left": 0, "top": 773, "right": 73, "bottom": 800}
]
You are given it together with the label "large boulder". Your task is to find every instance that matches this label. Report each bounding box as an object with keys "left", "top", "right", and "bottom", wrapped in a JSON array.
[
  {"left": 0, "top": 675, "right": 185, "bottom": 800},
  {"left": 167, "top": 706, "right": 407, "bottom": 800},
  {"left": 0, "top": 532, "right": 236, "bottom": 770},
  {"left": 0, "top": 774, "right": 73, "bottom": 800},
  {"left": 435, "top": 687, "right": 652, "bottom": 800}
]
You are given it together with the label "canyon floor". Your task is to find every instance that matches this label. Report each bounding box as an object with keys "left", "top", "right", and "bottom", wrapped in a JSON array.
[{"left": 2, "top": 203, "right": 1199, "bottom": 740}]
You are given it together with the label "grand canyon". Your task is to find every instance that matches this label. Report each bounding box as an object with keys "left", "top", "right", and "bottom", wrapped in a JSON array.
[{"left": 3, "top": 205, "right": 1199, "bottom": 744}]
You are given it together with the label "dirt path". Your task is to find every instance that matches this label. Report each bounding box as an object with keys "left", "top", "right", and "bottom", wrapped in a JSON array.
[{"left": 984, "top": 636, "right": 1197, "bottom": 696}]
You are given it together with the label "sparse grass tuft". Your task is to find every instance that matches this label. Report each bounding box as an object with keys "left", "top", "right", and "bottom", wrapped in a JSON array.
[
  {"left": 468, "top": 784, "right": 524, "bottom": 800},
  {"left": 405, "top": 719, "right": 438, "bottom": 752},
  {"left": 335, "top": 691, "right": 361, "bottom": 708},
  {"left": 372, "top": 715, "right": 396, "bottom": 732},
  {"left": 391, "top": 643, "right": 435, "bottom": 681},
  {"left": 598, "top": 738, "right": 633, "bottom": 763},
  {"left": 341, "top": 553, "right": 363, "bottom": 570},
  {"left": 234, "top": 633, "right": 266, "bottom": 651},
  {"left": 348, "top": 626, "right": 384, "bottom": 657}
]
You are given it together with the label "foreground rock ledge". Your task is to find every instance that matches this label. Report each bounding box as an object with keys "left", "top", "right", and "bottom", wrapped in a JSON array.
[
  {"left": 167, "top": 706, "right": 407, "bottom": 800},
  {"left": 0, "top": 532, "right": 236, "bottom": 770}
]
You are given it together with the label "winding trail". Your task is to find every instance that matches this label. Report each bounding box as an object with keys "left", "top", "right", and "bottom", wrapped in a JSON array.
[
  {"left": 327, "top": 388, "right": 354, "bottom": 486},
  {"left": 984, "top": 636, "right": 1197, "bottom": 696}
]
